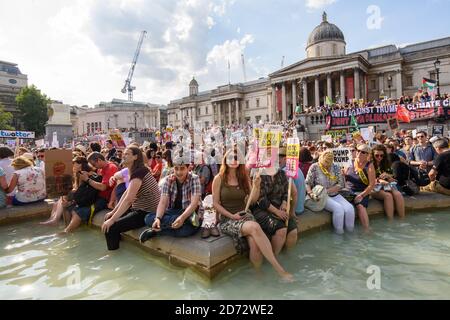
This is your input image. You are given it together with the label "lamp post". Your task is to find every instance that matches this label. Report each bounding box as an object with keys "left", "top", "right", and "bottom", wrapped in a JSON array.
[
  {"left": 434, "top": 58, "right": 441, "bottom": 97},
  {"left": 134, "top": 112, "right": 138, "bottom": 131},
  {"left": 387, "top": 76, "right": 393, "bottom": 98},
  {"left": 107, "top": 118, "right": 110, "bottom": 130}
]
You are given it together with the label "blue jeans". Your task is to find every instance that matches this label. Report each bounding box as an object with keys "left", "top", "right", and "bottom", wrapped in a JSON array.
[{"left": 144, "top": 208, "right": 199, "bottom": 238}]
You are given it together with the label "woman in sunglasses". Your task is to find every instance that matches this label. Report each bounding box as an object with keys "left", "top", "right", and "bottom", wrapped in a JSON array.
[
  {"left": 345, "top": 144, "right": 376, "bottom": 231},
  {"left": 305, "top": 151, "right": 355, "bottom": 234},
  {"left": 370, "top": 145, "right": 405, "bottom": 219},
  {"left": 212, "top": 149, "right": 293, "bottom": 281}
]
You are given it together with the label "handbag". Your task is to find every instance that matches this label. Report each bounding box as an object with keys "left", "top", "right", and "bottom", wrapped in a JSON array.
[
  {"left": 339, "top": 188, "right": 357, "bottom": 203},
  {"left": 417, "top": 169, "right": 431, "bottom": 187},
  {"left": 403, "top": 169, "right": 419, "bottom": 196},
  {"left": 305, "top": 185, "right": 328, "bottom": 212}
]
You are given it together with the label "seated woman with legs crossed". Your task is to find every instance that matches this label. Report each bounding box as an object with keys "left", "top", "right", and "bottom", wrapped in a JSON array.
[{"left": 213, "top": 150, "right": 293, "bottom": 281}]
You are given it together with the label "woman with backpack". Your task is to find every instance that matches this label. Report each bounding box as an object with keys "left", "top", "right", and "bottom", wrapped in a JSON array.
[{"left": 40, "top": 156, "right": 100, "bottom": 226}]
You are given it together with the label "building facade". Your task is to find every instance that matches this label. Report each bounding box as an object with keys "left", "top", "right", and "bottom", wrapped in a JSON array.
[
  {"left": 168, "top": 12, "right": 450, "bottom": 128},
  {"left": 74, "top": 99, "right": 166, "bottom": 136},
  {"left": 0, "top": 60, "right": 28, "bottom": 129}
]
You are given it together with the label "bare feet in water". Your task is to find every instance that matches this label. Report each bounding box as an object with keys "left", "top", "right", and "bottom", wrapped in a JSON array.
[
  {"left": 279, "top": 271, "right": 295, "bottom": 283},
  {"left": 39, "top": 219, "right": 59, "bottom": 226}
]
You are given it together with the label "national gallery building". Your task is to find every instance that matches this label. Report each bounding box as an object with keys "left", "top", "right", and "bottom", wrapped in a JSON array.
[{"left": 167, "top": 12, "right": 449, "bottom": 129}]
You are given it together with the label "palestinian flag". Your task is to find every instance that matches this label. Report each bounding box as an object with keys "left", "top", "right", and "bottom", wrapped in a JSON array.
[{"left": 422, "top": 78, "right": 436, "bottom": 91}]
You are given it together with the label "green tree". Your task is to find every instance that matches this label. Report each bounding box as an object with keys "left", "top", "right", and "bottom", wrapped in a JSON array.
[
  {"left": 16, "top": 85, "right": 50, "bottom": 136},
  {"left": 0, "top": 103, "right": 14, "bottom": 130}
]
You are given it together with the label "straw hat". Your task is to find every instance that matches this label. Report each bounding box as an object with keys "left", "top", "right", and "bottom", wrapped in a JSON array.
[{"left": 11, "top": 156, "right": 34, "bottom": 170}]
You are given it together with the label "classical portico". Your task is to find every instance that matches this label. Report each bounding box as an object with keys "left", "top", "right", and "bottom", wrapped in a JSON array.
[{"left": 269, "top": 57, "right": 370, "bottom": 121}]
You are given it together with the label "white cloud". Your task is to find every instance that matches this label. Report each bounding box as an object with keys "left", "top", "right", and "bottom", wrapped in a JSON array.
[
  {"left": 305, "top": 0, "right": 337, "bottom": 10},
  {"left": 0, "top": 0, "right": 244, "bottom": 106}
]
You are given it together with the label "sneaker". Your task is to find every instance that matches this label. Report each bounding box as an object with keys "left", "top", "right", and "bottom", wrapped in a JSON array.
[
  {"left": 139, "top": 228, "right": 157, "bottom": 243},
  {"left": 210, "top": 226, "right": 220, "bottom": 237}
]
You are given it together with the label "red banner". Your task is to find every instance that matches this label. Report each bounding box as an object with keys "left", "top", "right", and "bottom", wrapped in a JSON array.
[
  {"left": 346, "top": 77, "right": 354, "bottom": 102},
  {"left": 276, "top": 87, "right": 282, "bottom": 112}
]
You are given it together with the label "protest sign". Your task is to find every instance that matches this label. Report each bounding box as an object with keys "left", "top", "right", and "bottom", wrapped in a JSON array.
[
  {"left": 256, "top": 126, "right": 281, "bottom": 169},
  {"left": 325, "top": 129, "right": 348, "bottom": 140},
  {"left": 326, "top": 99, "right": 450, "bottom": 128},
  {"left": 432, "top": 125, "right": 444, "bottom": 137},
  {"left": 321, "top": 135, "right": 333, "bottom": 143},
  {"left": 45, "top": 150, "right": 73, "bottom": 199},
  {"left": 35, "top": 139, "right": 45, "bottom": 147},
  {"left": 332, "top": 148, "right": 353, "bottom": 168},
  {"left": 286, "top": 136, "right": 300, "bottom": 179},
  {"left": 387, "top": 118, "right": 399, "bottom": 131},
  {"left": 109, "top": 131, "right": 126, "bottom": 148},
  {"left": 360, "top": 127, "right": 374, "bottom": 143}
]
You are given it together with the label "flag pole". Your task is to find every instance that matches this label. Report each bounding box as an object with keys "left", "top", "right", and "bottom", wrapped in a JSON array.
[{"left": 228, "top": 60, "right": 231, "bottom": 85}]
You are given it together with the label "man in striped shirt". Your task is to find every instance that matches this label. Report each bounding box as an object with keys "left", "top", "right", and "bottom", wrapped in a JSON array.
[{"left": 140, "top": 161, "right": 203, "bottom": 242}]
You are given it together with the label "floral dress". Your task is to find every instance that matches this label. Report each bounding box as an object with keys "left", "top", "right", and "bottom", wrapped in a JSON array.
[{"left": 14, "top": 166, "right": 47, "bottom": 203}]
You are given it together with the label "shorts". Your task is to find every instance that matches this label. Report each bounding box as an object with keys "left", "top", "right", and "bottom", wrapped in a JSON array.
[
  {"left": 72, "top": 197, "right": 108, "bottom": 223},
  {"left": 252, "top": 208, "right": 297, "bottom": 238},
  {"left": 354, "top": 195, "right": 370, "bottom": 208}
]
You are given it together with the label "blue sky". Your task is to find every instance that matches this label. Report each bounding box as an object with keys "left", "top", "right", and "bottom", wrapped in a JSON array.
[{"left": 0, "top": 0, "right": 449, "bottom": 106}]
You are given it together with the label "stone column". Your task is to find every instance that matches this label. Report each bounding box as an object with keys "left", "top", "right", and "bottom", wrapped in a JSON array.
[
  {"left": 217, "top": 103, "right": 222, "bottom": 126},
  {"left": 327, "top": 73, "right": 332, "bottom": 100},
  {"left": 228, "top": 101, "right": 232, "bottom": 125},
  {"left": 378, "top": 73, "right": 384, "bottom": 97},
  {"left": 292, "top": 81, "right": 297, "bottom": 116},
  {"left": 354, "top": 68, "right": 361, "bottom": 100},
  {"left": 282, "top": 82, "right": 287, "bottom": 121},
  {"left": 271, "top": 85, "right": 276, "bottom": 122},
  {"left": 235, "top": 99, "right": 240, "bottom": 124},
  {"left": 396, "top": 70, "right": 403, "bottom": 98},
  {"left": 302, "top": 79, "right": 308, "bottom": 108},
  {"left": 314, "top": 76, "right": 320, "bottom": 107},
  {"left": 340, "top": 71, "right": 346, "bottom": 104}
]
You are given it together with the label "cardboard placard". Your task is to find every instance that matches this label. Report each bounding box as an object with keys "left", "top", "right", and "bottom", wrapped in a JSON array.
[
  {"left": 321, "top": 135, "right": 333, "bottom": 143},
  {"left": 286, "top": 137, "right": 300, "bottom": 179},
  {"left": 109, "top": 131, "right": 126, "bottom": 148},
  {"left": 45, "top": 150, "right": 73, "bottom": 199},
  {"left": 432, "top": 125, "right": 444, "bottom": 137},
  {"left": 387, "top": 118, "right": 399, "bottom": 131},
  {"left": 332, "top": 148, "right": 353, "bottom": 168}
]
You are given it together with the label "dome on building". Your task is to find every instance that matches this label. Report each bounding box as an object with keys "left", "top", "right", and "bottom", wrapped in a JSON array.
[
  {"left": 189, "top": 77, "right": 199, "bottom": 87},
  {"left": 307, "top": 12, "right": 345, "bottom": 48}
]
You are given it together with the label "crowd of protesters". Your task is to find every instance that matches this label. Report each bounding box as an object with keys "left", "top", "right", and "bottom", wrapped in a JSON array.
[{"left": 1, "top": 118, "right": 450, "bottom": 281}]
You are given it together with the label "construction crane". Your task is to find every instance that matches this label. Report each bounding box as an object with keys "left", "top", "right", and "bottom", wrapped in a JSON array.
[
  {"left": 121, "top": 30, "right": 147, "bottom": 101},
  {"left": 241, "top": 53, "right": 247, "bottom": 83}
]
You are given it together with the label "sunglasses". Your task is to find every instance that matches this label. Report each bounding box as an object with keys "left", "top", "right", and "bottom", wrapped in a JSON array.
[
  {"left": 374, "top": 154, "right": 384, "bottom": 158},
  {"left": 417, "top": 135, "right": 425, "bottom": 138},
  {"left": 357, "top": 150, "right": 368, "bottom": 155},
  {"left": 38, "top": 155, "right": 45, "bottom": 159}
]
